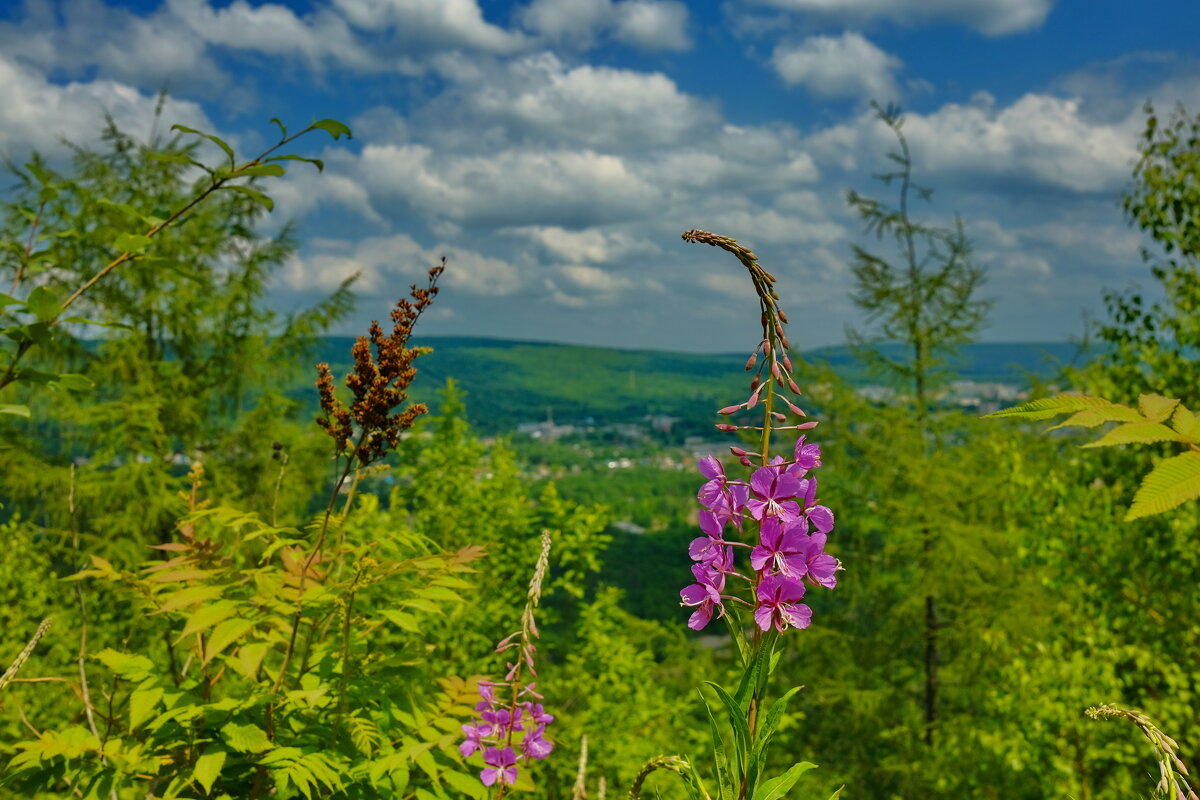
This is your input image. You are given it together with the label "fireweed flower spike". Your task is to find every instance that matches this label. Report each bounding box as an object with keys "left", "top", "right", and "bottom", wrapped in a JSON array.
[
  {"left": 461, "top": 532, "right": 556, "bottom": 792},
  {"left": 663, "top": 229, "right": 840, "bottom": 799}
]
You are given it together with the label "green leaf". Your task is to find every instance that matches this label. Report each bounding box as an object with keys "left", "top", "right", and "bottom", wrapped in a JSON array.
[
  {"left": 194, "top": 747, "right": 227, "bottom": 795},
  {"left": 700, "top": 694, "right": 733, "bottom": 800},
  {"left": 148, "top": 151, "right": 201, "bottom": 167},
  {"left": 984, "top": 393, "right": 1131, "bottom": 422},
  {"left": 1126, "top": 451, "right": 1200, "bottom": 521},
  {"left": 179, "top": 600, "right": 238, "bottom": 640},
  {"left": 1172, "top": 404, "right": 1200, "bottom": 441},
  {"left": 706, "top": 682, "right": 749, "bottom": 786},
  {"left": 204, "top": 617, "right": 256, "bottom": 664},
  {"left": 222, "top": 722, "right": 273, "bottom": 754},
  {"left": 0, "top": 292, "right": 23, "bottom": 307},
  {"left": 748, "top": 686, "right": 803, "bottom": 789},
  {"left": 129, "top": 686, "right": 164, "bottom": 730},
  {"left": 265, "top": 154, "right": 324, "bottom": 172},
  {"left": 441, "top": 769, "right": 487, "bottom": 799},
  {"left": 721, "top": 604, "right": 751, "bottom": 668},
  {"left": 114, "top": 233, "right": 153, "bottom": 254},
  {"left": 172, "top": 124, "right": 236, "bottom": 164},
  {"left": 309, "top": 118, "right": 352, "bottom": 140},
  {"left": 232, "top": 163, "right": 286, "bottom": 178},
  {"left": 381, "top": 609, "right": 421, "bottom": 633},
  {"left": 1079, "top": 421, "right": 1180, "bottom": 449},
  {"left": 49, "top": 373, "right": 93, "bottom": 392},
  {"left": 95, "top": 649, "right": 154, "bottom": 681},
  {"left": 1139, "top": 393, "right": 1179, "bottom": 422},
  {"left": 0, "top": 404, "right": 30, "bottom": 418},
  {"left": 751, "top": 762, "right": 817, "bottom": 800},
  {"left": 224, "top": 185, "right": 274, "bottom": 211},
  {"left": 270, "top": 118, "right": 288, "bottom": 139},
  {"left": 25, "top": 285, "right": 59, "bottom": 322}
]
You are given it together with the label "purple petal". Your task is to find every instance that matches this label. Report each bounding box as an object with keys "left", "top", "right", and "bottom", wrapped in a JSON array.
[
  {"left": 750, "top": 545, "right": 771, "bottom": 572},
  {"left": 481, "top": 768, "right": 498, "bottom": 787},
  {"left": 699, "top": 509, "right": 725, "bottom": 537},
  {"left": 753, "top": 604, "right": 774, "bottom": 632},
  {"left": 699, "top": 455, "right": 724, "bottom": 480},
  {"left": 807, "top": 505, "right": 834, "bottom": 534},
  {"left": 807, "top": 553, "right": 839, "bottom": 588},
  {"left": 773, "top": 472, "right": 802, "bottom": 500},
  {"left": 780, "top": 602, "right": 812, "bottom": 630},
  {"left": 680, "top": 583, "right": 708, "bottom": 606},
  {"left": 688, "top": 604, "right": 714, "bottom": 630},
  {"left": 750, "top": 467, "right": 776, "bottom": 499},
  {"left": 759, "top": 517, "right": 784, "bottom": 548},
  {"left": 778, "top": 552, "right": 808, "bottom": 578},
  {"left": 689, "top": 536, "right": 718, "bottom": 562}
]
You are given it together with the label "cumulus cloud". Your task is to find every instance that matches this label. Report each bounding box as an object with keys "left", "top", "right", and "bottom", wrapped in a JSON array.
[
  {"left": 507, "top": 226, "right": 653, "bottom": 263},
  {"left": 455, "top": 54, "right": 716, "bottom": 149},
  {"left": 808, "top": 91, "right": 1139, "bottom": 194},
  {"left": 330, "top": 0, "right": 526, "bottom": 54},
  {"left": 612, "top": 1, "right": 691, "bottom": 51},
  {"left": 771, "top": 32, "right": 901, "bottom": 101},
  {"left": 358, "top": 143, "right": 659, "bottom": 228},
  {"left": 0, "top": 54, "right": 212, "bottom": 162},
  {"left": 520, "top": 0, "right": 692, "bottom": 51},
  {"left": 281, "top": 234, "right": 520, "bottom": 296},
  {"left": 742, "top": 0, "right": 1054, "bottom": 36}
]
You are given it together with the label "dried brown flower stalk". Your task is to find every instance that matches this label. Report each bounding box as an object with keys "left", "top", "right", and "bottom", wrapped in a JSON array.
[{"left": 316, "top": 259, "right": 444, "bottom": 465}]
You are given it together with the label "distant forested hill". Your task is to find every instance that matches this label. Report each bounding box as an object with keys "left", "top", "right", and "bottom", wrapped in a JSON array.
[{"left": 311, "top": 336, "right": 1092, "bottom": 434}]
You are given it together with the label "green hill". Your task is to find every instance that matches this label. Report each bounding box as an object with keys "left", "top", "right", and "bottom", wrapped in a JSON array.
[{"left": 312, "top": 336, "right": 1090, "bottom": 434}]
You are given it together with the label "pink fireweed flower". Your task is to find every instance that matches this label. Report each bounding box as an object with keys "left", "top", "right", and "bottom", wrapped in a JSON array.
[
  {"left": 797, "top": 477, "right": 835, "bottom": 534},
  {"left": 522, "top": 726, "right": 554, "bottom": 760},
  {"left": 524, "top": 703, "right": 554, "bottom": 726},
  {"left": 804, "top": 532, "right": 839, "bottom": 589},
  {"left": 750, "top": 517, "right": 808, "bottom": 578},
  {"left": 680, "top": 562, "right": 727, "bottom": 631},
  {"left": 689, "top": 509, "right": 729, "bottom": 563},
  {"left": 754, "top": 573, "right": 813, "bottom": 633},
  {"left": 697, "top": 456, "right": 729, "bottom": 506},
  {"left": 789, "top": 435, "right": 822, "bottom": 477},
  {"left": 460, "top": 722, "right": 493, "bottom": 757},
  {"left": 747, "top": 465, "right": 802, "bottom": 523},
  {"left": 481, "top": 747, "right": 519, "bottom": 787}
]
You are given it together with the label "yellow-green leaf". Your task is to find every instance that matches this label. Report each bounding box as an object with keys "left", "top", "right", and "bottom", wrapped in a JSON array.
[
  {"left": 152, "top": 585, "right": 225, "bottom": 615},
  {"left": 985, "top": 393, "right": 1126, "bottom": 421},
  {"left": 1139, "top": 393, "right": 1179, "bottom": 422},
  {"left": 130, "top": 686, "right": 164, "bottom": 730},
  {"left": 204, "top": 617, "right": 256, "bottom": 665},
  {"left": 178, "top": 600, "right": 238, "bottom": 641},
  {"left": 382, "top": 610, "right": 421, "bottom": 633},
  {"left": 1127, "top": 451, "right": 1200, "bottom": 521},
  {"left": 222, "top": 722, "right": 273, "bottom": 754},
  {"left": 194, "top": 747, "right": 227, "bottom": 795},
  {"left": 1172, "top": 404, "right": 1200, "bottom": 442},
  {"left": 1080, "top": 421, "right": 1181, "bottom": 449}
]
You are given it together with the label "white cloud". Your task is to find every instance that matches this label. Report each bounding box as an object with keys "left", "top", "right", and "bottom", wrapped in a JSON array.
[
  {"left": 358, "top": 143, "right": 659, "bottom": 227},
  {"left": 772, "top": 32, "right": 901, "bottom": 101},
  {"left": 744, "top": 0, "right": 1054, "bottom": 36},
  {"left": 508, "top": 226, "right": 651, "bottom": 263},
  {"left": 612, "top": 1, "right": 691, "bottom": 51},
  {"left": 331, "top": 0, "right": 526, "bottom": 53},
  {"left": 281, "top": 234, "right": 520, "bottom": 296},
  {"left": 0, "top": 0, "right": 223, "bottom": 91},
  {"left": 0, "top": 54, "right": 212, "bottom": 162},
  {"left": 520, "top": 0, "right": 691, "bottom": 51},
  {"left": 460, "top": 54, "right": 715, "bottom": 149},
  {"left": 809, "top": 91, "right": 1139, "bottom": 194},
  {"left": 165, "top": 0, "right": 375, "bottom": 71}
]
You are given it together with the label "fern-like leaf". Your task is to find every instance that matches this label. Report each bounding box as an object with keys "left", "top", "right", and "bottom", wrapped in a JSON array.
[
  {"left": 1126, "top": 451, "right": 1200, "bottom": 521},
  {"left": 985, "top": 394, "right": 1135, "bottom": 422},
  {"left": 1080, "top": 422, "right": 1181, "bottom": 449}
]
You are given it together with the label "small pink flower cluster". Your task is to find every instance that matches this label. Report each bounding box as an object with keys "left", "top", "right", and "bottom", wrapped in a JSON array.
[
  {"left": 681, "top": 436, "right": 839, "bottom": 633},
  {"left": 460, "top": 681, "right": 554, "bottom": 787}
]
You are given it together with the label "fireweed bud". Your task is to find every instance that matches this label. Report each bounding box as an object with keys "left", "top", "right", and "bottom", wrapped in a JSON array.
[
  {"left": 778, "top": 309, "right": 789, "bottom": 324},
  {"left": 717, "top": 404, "right": 743, "bottom": 415},
  {"left": 745, "top": 352, "right": 757, "bottom": 371},
  {"left": 750, "top": 376, "right": 760, "bottom": 394},
  {"left": 772, "top": 411, "right": 787, "bottom": 422},
  {"left": 782, "top": 396, "right": 807, "bottom": 416},
  {"left": 780, "top": 333, "right": 790, "bottom": 350},
  {"left": 796, "top": 421, "right": 820, "bottom": 430},
  {"left": 788, "top": 377, "right": 802, "bottom": 394},
  {"left": 715, "top": 423, "right": 739, "bottom": 432},
  {"left": 730, "top": 446, "right": 750, "bottom": 457},
  {"left": 771, "top": 361, "right": 783, "bottom": 381},
  {"left": 739, "top": 455, "right": 753, "bottom": 467},
  {"left": 783, "top": 354, "right": 793, "bottom": 372}
]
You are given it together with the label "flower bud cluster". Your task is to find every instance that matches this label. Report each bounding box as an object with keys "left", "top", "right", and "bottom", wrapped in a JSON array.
[
  {"left": 461, "top": 681, "right": 555, "bottom": 787},
  {"left": 680, "top": 436, "right": 839, "bottom": 633}
]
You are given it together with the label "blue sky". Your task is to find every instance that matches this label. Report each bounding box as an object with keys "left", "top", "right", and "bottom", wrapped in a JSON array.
[{"left": 1, "top": 0, "right": 1197, "bottom": 352}]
